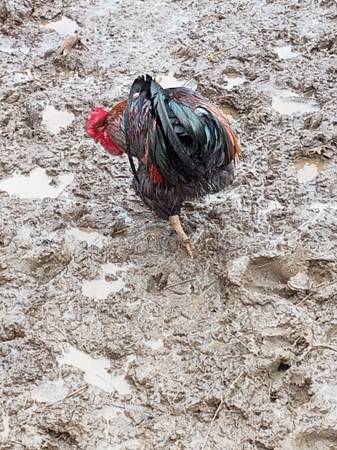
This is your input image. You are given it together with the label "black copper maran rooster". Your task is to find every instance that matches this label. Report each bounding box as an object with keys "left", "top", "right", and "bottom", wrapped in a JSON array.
[{"left": 86, "top": 75, "right": 240, "bottom": 255}]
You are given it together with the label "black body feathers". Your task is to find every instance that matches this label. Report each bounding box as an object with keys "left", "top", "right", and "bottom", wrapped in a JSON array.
[{"left": 123, "top": 75, "right": 239, "bottom": 218}]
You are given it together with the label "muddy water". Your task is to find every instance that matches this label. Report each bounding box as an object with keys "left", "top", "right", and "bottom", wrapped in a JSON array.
[
  {"left": 31, "top": 379, "right": 69, "bottom": 404},
  {"left": 42, "top": 105, "right": 75, "bottom": 134},
  {"left": 274, "top": 45, "right": 299, "bottom": 59},
  {"left": 82, "top": 263, "right": 132, "bottom": 300},
  {"left": 1, "top": 0, "right": 337, "bottom": 449},
  {"left": 224, "top": 73, "right": 246, "bottom": 89},
  {"left": 272, "top": 89, "right": 320, "bottom": 114},
  {"left": 0, "top": 167, "right": 73, "bottom": 199},
  {"left": 66, "top": 227, "right": 104, "bottom": 248},
  {"left": 58, "top": 346, "right": 131, "bottom": 394},
  {"left": 294, "top": 159, "right": 327, "bottom": 184},
  {"left": 41, "top": 16, "right": 79, "bottom": 35}
]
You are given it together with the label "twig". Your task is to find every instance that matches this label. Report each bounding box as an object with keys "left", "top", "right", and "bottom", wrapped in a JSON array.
[
  {"left": 228, "top": 331, "right": 258, "bottom": 356},
  {"left": 309, "top": 344, "right": 337, "bottom": 354},
  {"left": 201, "top": 372, "right": 244, "bottom": 450},
  {"left": 65, "top": 385, "right": 88, "bottom": 399},
  {"left": 46, "top": 384, "right": 88, "bottom": 407},
  {"left": 201, "top": 280, "right": 217, "bottom": 295},
  {"left": 297, "top": 279, "right": 337, "bottom": 306},
  {"left": 111, "top": 227, "right": 129, "bottom": 237},
  {"left": 164, "top": 277, "right": 196, "bottom": 291}
]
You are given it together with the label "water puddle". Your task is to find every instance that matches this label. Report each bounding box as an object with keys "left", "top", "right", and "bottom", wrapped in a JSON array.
[
  {"left": 82, "top": 278, "right": 124, "bottom": 300},
  {"left": 158, "top": 72, "right": 184, "bottom": 87},
  {"left": 42, "top": 105, "right": 75, "bottom": 134},
  {"left": 82, "top": 263, "right": 132, "bottom": 300},
  {"left": 0, "top": 167, "right": 74, "bottom": 199},
  {"left": 224, "top": 73, "right": 246, "bottom": 89},
  {"left": 41, "top": 16, "right": 79, "bottom": 36},
  {"left": 294, "top": 159, "right": 327, "bottom": 183},
  {"left": 272, "top": 89, "right": 320, "bottom": 114},
  {"left": 258, "top": 199, "right": 283, "bottom": 222},
  {"left": 157, "top": 72, "right": 198, "bottom": 90},
  {"left": 58, "top": 345, "right": 131, "bottom": 394},
  {"left": 274, "top": 45, "right": 298, "bottom": 59},
  {"left": 66, "top": 228, "right": 104, "bottom": 249},
  {"left": 264, "top": 199, "right": 283, "bottom": 213},
  {"left": 31, "top": 379, "right": 68, "bottom": 404},
  {"left": 143, "top": 338, "right": 163, "bottom": 350},
  {"left": 221, "top": 105, "right": 240, "bottom": 118}
]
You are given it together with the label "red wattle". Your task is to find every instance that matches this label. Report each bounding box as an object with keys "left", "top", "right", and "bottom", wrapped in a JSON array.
[{"left": 98, "top": 130, "right": 124, "bottom": 156}]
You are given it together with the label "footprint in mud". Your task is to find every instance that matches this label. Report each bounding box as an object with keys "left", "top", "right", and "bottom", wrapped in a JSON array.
[{"left": 157, "top": 71, "right": 198, "bottom": 90}]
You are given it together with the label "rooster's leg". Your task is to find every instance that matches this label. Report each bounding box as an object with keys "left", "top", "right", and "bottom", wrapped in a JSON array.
[{"left": 169, "top": 215, "right": 193, "bottom": 257}]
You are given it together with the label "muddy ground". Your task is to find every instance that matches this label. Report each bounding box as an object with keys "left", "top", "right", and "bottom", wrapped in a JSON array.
[{"left": 1, "top": 0, "right": 337, "bottom": 449}]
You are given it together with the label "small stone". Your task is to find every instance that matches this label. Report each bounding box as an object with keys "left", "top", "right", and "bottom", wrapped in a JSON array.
[
  {"left": 5, "top": 91, "right": 20, "bottom": 104},
  {"left": 287, "top": 272, "right": 311, "bottom": 292}
]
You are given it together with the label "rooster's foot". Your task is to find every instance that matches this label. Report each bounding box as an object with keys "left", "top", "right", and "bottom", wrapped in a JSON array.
[{"left": 169, "top": 215, "right": 193, "bottom": 257}]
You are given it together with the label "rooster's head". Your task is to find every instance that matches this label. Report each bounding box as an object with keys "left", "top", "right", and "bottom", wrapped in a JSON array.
[{"left": 86, "top": 107, "right": 124, "bottom": 155}]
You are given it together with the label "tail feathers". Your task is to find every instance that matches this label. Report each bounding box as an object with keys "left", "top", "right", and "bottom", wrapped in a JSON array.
[
  {"left": 149, "top": 80, "right": 198, "bottom": 173},
  {"left": 169, "top": 101, "right": 207, "bottom": 149},
  {"left": 127, "top": 74, "right": 240, "bottom": 188}
]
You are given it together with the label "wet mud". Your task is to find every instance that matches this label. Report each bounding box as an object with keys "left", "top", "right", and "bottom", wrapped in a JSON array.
[{"left": 1, "top": 0, "right": 337, "bottom": 449}]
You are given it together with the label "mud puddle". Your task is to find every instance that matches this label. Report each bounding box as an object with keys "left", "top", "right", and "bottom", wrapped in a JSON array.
[
  {"left": 274, "top": 44, "right": 299, "bottom": 59},
  {"left": 0, "top": 167, "right": 73, "bottom": 199},
  {"left": 294, "top": 158, "right": 327, "bottom": 184},
  {"left": 31, "top": 380, "right": 69, "bottom": 404},
  {"left": 158, "top": 71, "right": 198, "bottom": 90},
  {"left": 221, "top": 104, "right": 240, "bottom": 118},
  {"left": 41, "top": 16, "right": 79, "bottom": 36},
  {"left": 82, "top": 263, "right": 132, "bottom": 300},
  {"left": 42, "top": 105, "right": 75, "bottom": 134},
  {"left": 66, "top": 227, "right": 104, "bottom": 248},
  {"left": 58, "top": 346, "right": 131, "bottom": 394},
  {"left": 272, "top": 89, "right": 320, "bottom": 114},
  {"left": 224, "top": 72, "right": 246, "bottom": 89}
]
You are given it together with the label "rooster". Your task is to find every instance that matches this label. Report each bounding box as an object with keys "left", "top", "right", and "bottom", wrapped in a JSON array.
[{"left": 86, "top": 75, "right": 240, "bottom": 255}]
